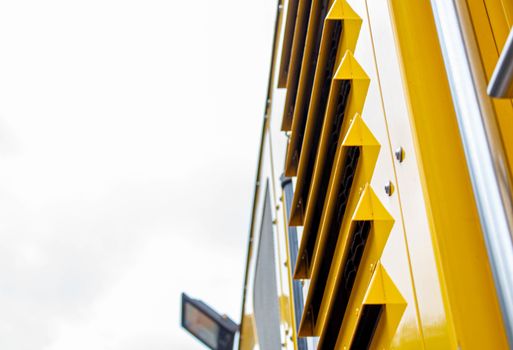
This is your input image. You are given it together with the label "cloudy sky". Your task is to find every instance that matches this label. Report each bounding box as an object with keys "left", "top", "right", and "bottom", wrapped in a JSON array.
[{"left": 0, "top": 1, "right": 275, "bottom": 348}]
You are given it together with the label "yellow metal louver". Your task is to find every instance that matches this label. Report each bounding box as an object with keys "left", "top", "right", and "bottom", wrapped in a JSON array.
[
  {"left": 284, "top": 0, "right": 362, "bottom": 176},
  {"left": 296, "top": 116, "right": 384, "bottom": 340},
  {"left": 281, "top": 0, "right": 314, "bottom": 131},
  {"left": 293, "top": 113, "right": 378, "bottom": 280},
  {"left": 316, "top": 185, "right": 395, "bottom": 348},
  {"left": 288, "top": 50, "right": 369, "bottom": 227},
  {"left": 298, "top": 181, "right": 393, "bottom": 337},
  {"left": 277, "top": 0, "right": 300, "bottom": 88},
  {"left": 334, "top": 263, "right": 406, "bottom": 349}
]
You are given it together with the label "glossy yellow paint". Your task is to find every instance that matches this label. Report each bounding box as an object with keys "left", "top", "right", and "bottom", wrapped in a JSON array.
[
  {"left": 285, "top": 0, "right": 360, "bottom": 177},
  {"left": 335, "top": 263, "right": 406, "bottom": 349},
  {"left": 285, "top": 0, "right": 336, "bottom": 176},
  {"left": 288, "top": 3, "right": 363, "bottom": 224},
  {"left": 241, "top": 0, "right": 512, "bottom": 348},
  {"left": 298, "top": 115, "right": 380, "bottom": 336},
  {"left": 385, "top": 0, "right": 509, "bottom": 348},
  {"left": 293, "top": 52, "right": 370, "bottom": 278},
  {"left": 321, "top": 185, "right": 396, "bottom": 346}
]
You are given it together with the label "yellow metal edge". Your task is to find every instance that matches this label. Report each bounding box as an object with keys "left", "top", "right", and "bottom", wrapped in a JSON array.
[
  {"left": 281, "top": 0, "right": 313, "bottom": 131},
  {"left": 387, "top": 0, "right": 509, "bottom": 348},
  {"left": 278, "top": 0, "right": 300, "bottom": 88}
]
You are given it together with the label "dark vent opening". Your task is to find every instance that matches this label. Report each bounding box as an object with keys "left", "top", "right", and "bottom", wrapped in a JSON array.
[
  {"left": 280, "top": 0, "right": 300, "bottom": 80},
  {"left": 286, "top": 0, "right": 313, "bottom": 120},
  {"left": 293, "top": 0, "right": 332, "bottom": 157},
  {"left": 309, "top": 146, "right": 361, "bottom": 325},
  {"left": 302, "top": 78, "right": 351, "bottom": 274},
  {"left": 350, "top": 304, "right": 383, "bottom": 350},
  {"left": 317, "top": 220, "right": 372, "bottom": 350},
  {"left": 295, "top": 20, "right": 344, "bottom": 203}
]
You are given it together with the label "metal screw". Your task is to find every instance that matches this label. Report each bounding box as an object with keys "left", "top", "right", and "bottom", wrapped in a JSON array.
[
  {"left": 385, "top": 181, "right": 394, "bottom": 196},
  {"left": 395, "top": 147, "right": 405, "bottom": 162}
]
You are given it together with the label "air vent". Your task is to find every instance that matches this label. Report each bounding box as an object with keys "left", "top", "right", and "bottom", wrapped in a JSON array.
[
  {"left": 294, "top": 113, "right": 378, "bottom": 279},
  {"left": 298, "top": 183, "right": 393, "bottom": 338},
  {"left": 289, "top": 50, "right": 369, "bottom": 226},
  {"left": 284, "top": 0, "right": 335, "bottom": 176},
  {"left": 292, "top": 80, "right": 351, "bottom": 277},
  {"left": 316, "top": 220, "right": 371, "bottom": 350},
  {"left": 334, "top": 263, "right": 407, "bottom": 349},
  {"left": 278, "top": 0, "right": 300, "bottom": 88},
  {"left": 349, "top": 304, "right": 382, "bottom": 350},
  {"left": 285, "top": 0, "right": 362, "bottom": 177},
  {"left": 281, "top": 0, "right": 314, "bottom": 131},
  {"left": 298, "top": 145, "right": 361, "bottom": 335}
]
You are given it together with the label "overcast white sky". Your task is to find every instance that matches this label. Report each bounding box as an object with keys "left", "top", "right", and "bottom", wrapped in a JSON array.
[{"left": 0, "top": 1, "right": 275, "bottom": 349}]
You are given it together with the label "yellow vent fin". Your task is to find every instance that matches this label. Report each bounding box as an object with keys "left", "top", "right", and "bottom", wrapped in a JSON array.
[
  {"left": 334, "top": 50, "right": 369, "bottom": 81},
  {"left": 363, "top": 263, "right": 405, "bottom": 306},
  {"left": 326, "top": 0, "right": 360, "bottom": 21},
  {"left": 342, "top": 114, "right": 380, "bottom": 179},
  {"left": 326, "top": 1, "right": 361, "bottom": 53},
  {"left": 352, "top": 184, "right": 393, "bottom": 223}
]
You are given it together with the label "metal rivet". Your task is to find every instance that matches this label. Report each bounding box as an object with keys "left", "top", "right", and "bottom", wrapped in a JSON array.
[
  {"left": 395, "top": 147, "right": 405, "bottom": 163},
  {"left": 385, "top": 181, "right": 394, "bottom": 196}
]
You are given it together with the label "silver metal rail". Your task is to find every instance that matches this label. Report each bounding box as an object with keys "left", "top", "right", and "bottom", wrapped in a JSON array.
[
  {"left": 488, "top": 28, "right": 513, "bottom": 98},
  {"left": 429, "top": 0, "right": 513, "bottom": 346}
]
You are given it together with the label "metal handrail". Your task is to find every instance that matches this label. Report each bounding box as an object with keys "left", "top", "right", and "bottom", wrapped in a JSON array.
[
  {"left": 429, "top": 0, "right": 513, "bottom": 347},
  {"left": 488, "top": 28, "right": 513, "bottom": 98}
]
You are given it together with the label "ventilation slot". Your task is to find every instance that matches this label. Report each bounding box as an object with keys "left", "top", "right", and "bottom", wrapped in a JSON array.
[
  {"left": 285, "top": 0, "right": 334, "bottom": 176},
  {"left": 316, "top": 220, "right": 371, "bottom": 350},
  {"left": 278, "top": 0, "right": 300, "bottom": 88},
  {"left": 281, "top": 0, "right": 313, "bottom": 131},
  {"left": 289, "top": 49, "right": 370, "bottom": 227},
  {"left": 294, "top": 80, "right": 351, "bottom": 274},
  {"left": 350, "top": 304, "right": 383, "bottom": 350},
  {"left": 308, "top": 146, "right": 360, "bottom": 325}
]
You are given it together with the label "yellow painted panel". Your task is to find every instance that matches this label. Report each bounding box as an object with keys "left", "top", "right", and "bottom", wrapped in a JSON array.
[{"left": 384, "top": 0, "right": 509, "bottom": 348}]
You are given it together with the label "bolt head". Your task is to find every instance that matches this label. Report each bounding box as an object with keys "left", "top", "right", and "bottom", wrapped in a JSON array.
[
  {"left": 395, "top": 147, "right": 405, "bottom": 162},
  {"left": 385, "top": 181, "right": 394, "bottom": 196}
]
